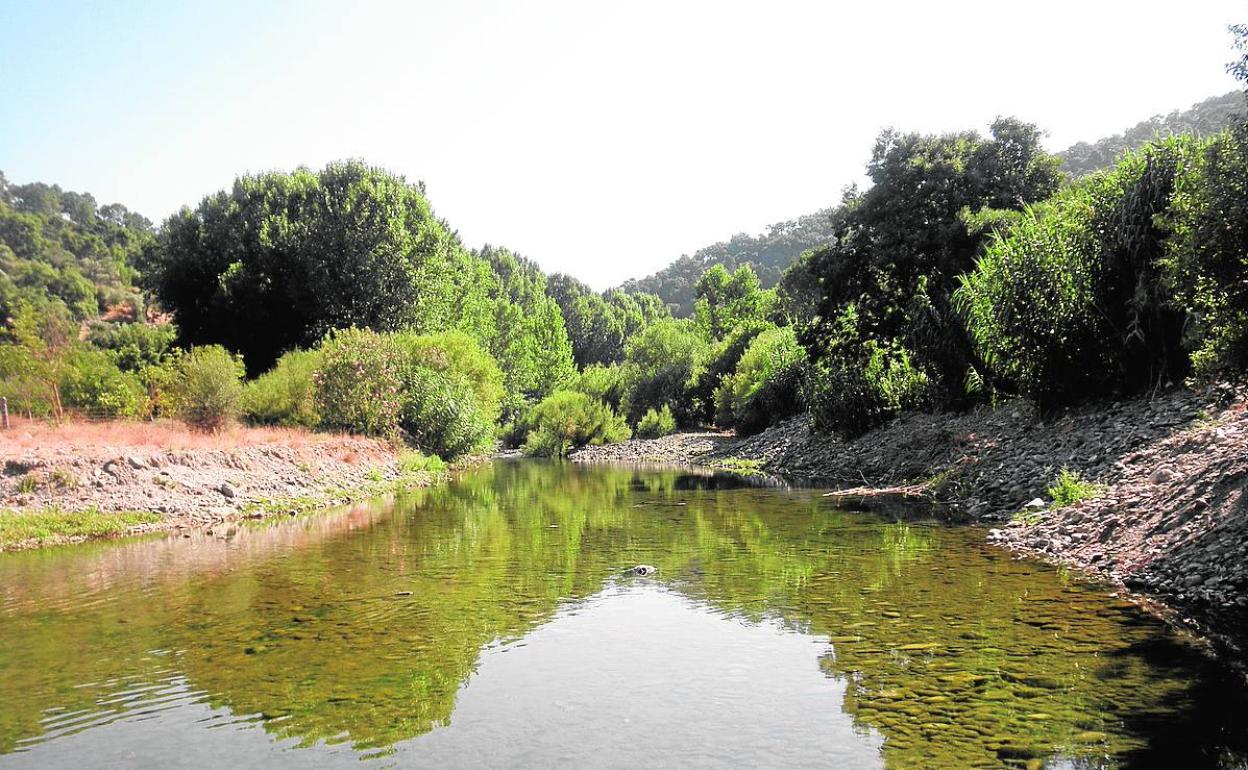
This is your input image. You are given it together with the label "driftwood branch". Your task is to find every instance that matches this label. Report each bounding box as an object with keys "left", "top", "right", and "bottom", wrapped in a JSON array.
[
  {"left": 822, "top": 483, "right": 960, "bottom": 521},
  {"left": 822, "top": 483, "right": 932, "bottom": 502}
]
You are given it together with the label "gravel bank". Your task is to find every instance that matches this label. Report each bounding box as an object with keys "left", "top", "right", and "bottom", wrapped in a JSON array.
[
  {"left": 569, "top": 431, "right": 735, "bottom": 465},
  {"left": 0, "top": 426, "right": 440, "bottom": 549}
]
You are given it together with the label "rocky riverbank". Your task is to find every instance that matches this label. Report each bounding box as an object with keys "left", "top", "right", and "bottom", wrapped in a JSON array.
[
  {"left": 575, "top": 385, "right": 1248, "bottom": 653},
  {"left": 0, "top": 420, "right": 444, "bottom": 550},
  {"left": 569, "top": 431, "right": 735, "bottom": 466}
]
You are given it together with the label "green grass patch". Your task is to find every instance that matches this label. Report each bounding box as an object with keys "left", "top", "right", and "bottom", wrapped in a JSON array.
[
  {"left": 0, "top": 507, "right": 161, "bottom": 548},
  {"left": 398, "top": 450, "right": 447, "bottom": 475},
  {"left": 1046, "top": 468, "right": 1103, "bottom": 507},
  {"left": 1011, "top": 509, "right": 1046, "bottom": 526},
  {"left": 710, "top": 457, "right": 767, "bottom": 476}
]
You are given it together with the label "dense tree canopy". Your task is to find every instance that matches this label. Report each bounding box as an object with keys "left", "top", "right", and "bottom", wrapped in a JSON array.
[
  {"left": 8, "top": 79, "right": 1248, "bottom": 451},
  {"left": 546, "top": 273, "right": 669, "bottom": 367},
  {"left": 145, "top": 161, "right": 494, "bottom": 373},
  {"left": 1059, "top": 91, "right": 1243, "bottom": 177},
  {"left": 621, "top": 92, "right": 1244, "bottom": 321},
  {"left": 796, "top": 118, "right": 1064, "bottom": 433}
]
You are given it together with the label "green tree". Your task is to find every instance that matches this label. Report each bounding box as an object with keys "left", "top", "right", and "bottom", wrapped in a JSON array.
[
  {"left": 800, "top": 119, "right": 1063, "bottom": 434},
  {"left": 693, "top": 264, "right": 776, "bottom": 340},
  {"left": 0, "top": 300, "right": 77, "bottom": 420},
  {"left": 1228, "top": 24, "right": 1248, "bottom": 87},
  {"left": 621, "top": 318, "right": 703, "bottom": 425},
  {"left": 146, "top": 161, "right": 478, "bottom": 373},
  {"left": 547, "top": 273, "right": 669, "bottom": 367}
]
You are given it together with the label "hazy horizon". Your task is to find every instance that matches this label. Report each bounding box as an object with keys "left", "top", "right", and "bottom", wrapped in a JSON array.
[{"left": 1, "top": 0, "right": 1242, "bottom": 289}]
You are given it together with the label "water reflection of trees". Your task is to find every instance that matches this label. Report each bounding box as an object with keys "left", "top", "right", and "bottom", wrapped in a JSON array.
[{"left": 0, "top": 460, "right": 1243, "bottom": 767}]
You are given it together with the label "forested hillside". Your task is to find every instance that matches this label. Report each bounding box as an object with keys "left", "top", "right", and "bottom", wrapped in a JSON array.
[
  {"left": 619, "top": 208, "right": 839, "bottom": 317},
  {"left": 622, "top": 90, "right": 1246, "bottom": 317},
  {"left": 0, "top": 173, "right": 153, "bottom": 323},
  {"left": 1059, "top": 91, "right": 1243, "bottom": 176}
]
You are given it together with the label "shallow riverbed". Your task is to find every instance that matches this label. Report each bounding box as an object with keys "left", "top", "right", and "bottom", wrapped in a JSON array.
[{"left": 0, "top": 460, "right": 1245, "bottom": 769}]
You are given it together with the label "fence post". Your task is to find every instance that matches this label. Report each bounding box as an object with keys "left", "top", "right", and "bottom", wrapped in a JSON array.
[{"left": 1, "top": 397, "right": 8, "bottom": 430}]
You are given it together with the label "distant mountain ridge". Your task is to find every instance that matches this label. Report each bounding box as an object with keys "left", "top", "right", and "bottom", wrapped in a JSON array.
[
  {"left": 622, "top": 91, "right": 1245, "bottom": 316},
  {"left": 619, "top": 208, "right": 839, "bottom": 318}
]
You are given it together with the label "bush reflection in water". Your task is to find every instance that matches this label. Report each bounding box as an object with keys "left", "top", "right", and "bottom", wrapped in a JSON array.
[{"left": 0, "top": 460, "right": 1244, "bottom": 768}]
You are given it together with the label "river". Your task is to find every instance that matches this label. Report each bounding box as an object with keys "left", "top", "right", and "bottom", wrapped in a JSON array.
[{"left": 0, "top": 460, "right": 1245, "bottom": 768}]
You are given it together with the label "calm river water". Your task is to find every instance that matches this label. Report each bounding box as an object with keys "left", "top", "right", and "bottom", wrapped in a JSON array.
[{"left": 0, "top": 460, "right": 1245, "bottom": 769}]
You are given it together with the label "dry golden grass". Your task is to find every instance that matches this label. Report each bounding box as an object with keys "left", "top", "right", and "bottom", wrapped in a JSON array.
[{"left": 0, "top": 417, "right": 376, "bottom": 453}]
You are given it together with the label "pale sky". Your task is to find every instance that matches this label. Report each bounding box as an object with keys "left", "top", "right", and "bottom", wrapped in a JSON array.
[{"left": 0, "top": 0, "right": 1241, "bottom": 289}]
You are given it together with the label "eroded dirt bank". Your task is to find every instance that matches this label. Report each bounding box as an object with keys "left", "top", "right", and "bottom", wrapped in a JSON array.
[
  {"left": 0, "top": 421, "right": 440, "bottom": 550},
  {"left": 572, "top": 385, "right": 1248, "bottom": 651}
]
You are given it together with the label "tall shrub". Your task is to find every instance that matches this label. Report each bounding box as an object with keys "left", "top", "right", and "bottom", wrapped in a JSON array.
[
  {"left": 805, "top": 306, "right": 928, "bottom": 437},
  {"left": 715, "top": 326, "right": 806, "bottom": 435},
  {"left": 169, "top": 346, "right": 245, "bottom": 431},
  {"left": 957, "top": 139, "right": 1192, "bottom": 408},
  {"left": 60, "top": 347, "right": 145, "bottom": 418},
  {"left": 1163, "top": 123, "right": 1248, "bottom": 378},
  {"left": 521, "top": 390, "right": 631, "bottom": 457},
  {"left": 312, "top": 327, "right": 502, "bottom": 458},
  {"left": 395, "top": 330, "right": 504, "bottom": 424},
  {"left": 620, "top": 319, "right": 703, "bottom": 425},
  {"left": 242, "top": 349, "right": 321, "bottom": 428},
  {"left": 401, "top": 366, "right": 494, "bottom": 459}
]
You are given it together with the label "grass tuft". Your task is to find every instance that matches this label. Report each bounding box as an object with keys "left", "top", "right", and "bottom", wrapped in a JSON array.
[
  {"left": 1046, "top": 468, "right": 1103, "bottom": 507},
  {"left": 15, "top": 475, "right": 39, "bottom": 495}
]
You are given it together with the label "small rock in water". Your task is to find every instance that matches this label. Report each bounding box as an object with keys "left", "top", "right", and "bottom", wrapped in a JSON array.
[{"left": 626, "top": 565, "right": 657, "bottom": 576}]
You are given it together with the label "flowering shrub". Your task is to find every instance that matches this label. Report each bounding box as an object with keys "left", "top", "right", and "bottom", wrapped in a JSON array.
[{"left": 313, "top": 329, "right": 405, "bottom": 437}]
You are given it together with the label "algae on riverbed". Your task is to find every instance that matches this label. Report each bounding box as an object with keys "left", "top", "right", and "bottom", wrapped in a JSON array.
[{"left": 0, "top": 461, "right": 1243, "bottom": 768}]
